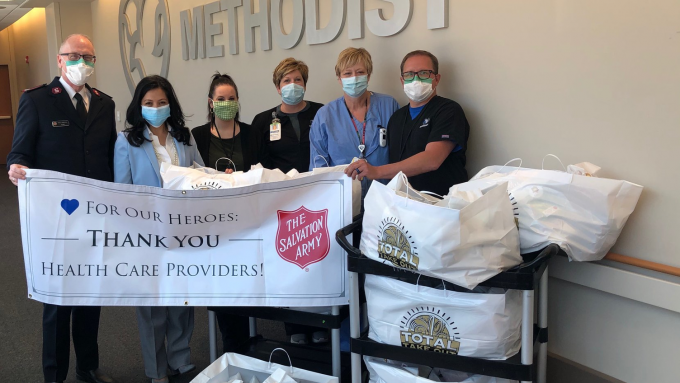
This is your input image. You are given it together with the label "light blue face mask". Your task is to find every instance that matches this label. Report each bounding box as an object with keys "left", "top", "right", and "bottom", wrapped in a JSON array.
[
  {"left": 141, "top": 105, "right": 171, "bottom": 128},
  {"left": 281, "top": 83, "right": 305, "bottom": 106},
  {"left": 341, "top": 75, "right": 368, "bottom": 98}
]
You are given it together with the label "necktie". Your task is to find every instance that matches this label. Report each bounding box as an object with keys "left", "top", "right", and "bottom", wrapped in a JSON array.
[{"left": 74, "top": 93, "right": 87, "bottom": 124}]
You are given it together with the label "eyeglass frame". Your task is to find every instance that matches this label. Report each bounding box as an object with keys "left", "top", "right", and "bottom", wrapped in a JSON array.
[
  {"left": 59, "top": 53, "right": 96, "bottom": 62},
  {"left": 401, "top": 70, "right": 436, "bottom": 81}
]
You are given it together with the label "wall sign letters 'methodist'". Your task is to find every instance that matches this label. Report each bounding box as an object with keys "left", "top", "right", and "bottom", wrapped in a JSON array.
[
  {"left": 180, "top": 0, "right": 450, "bottom": 59},
  {"left": 120, "top": 0, "right": 449, "bottom": 94}
]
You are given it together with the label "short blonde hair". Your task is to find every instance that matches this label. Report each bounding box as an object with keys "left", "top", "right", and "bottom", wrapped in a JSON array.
[
  {"left": 273, "top": 58, "right": 309, "bottom": 87},
  {"left": 334, "top": 47, "right": 373, "bottom": 77}
]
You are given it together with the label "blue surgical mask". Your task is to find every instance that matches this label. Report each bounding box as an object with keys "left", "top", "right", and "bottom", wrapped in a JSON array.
[
  {"left": 341, "top": 75, "right": 368, "bottom": 98},
  {"left": 281, "top": 83, "right": 305, "bottom": 106},
  {"left": 141, "top": 105, "right": 171, "bottom": 128}
]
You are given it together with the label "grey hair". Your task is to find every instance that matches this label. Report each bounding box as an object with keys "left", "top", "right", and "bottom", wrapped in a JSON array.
[{"left": 59, "top": 34, "right": 95, "bottom": 54}]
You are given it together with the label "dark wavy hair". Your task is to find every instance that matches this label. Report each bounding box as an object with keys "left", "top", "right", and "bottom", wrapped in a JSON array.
[
  {"left": 207, "top": 72, "right": 240, "bottom": 128},
  {"left": 124, "top": 75, "right": 192, "bottom": 147}
]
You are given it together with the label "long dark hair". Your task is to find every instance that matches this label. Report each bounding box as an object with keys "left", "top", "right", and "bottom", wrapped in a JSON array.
[
  {"left": 207, "top": 72, "right": 240, "bottom": 128},
  {"left": 124, "top": 75, "right": 192, "bottom": 147}
]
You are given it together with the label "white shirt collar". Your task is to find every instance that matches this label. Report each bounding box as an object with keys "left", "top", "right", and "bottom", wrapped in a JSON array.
[
  {"left": 147, "top": 124, "right": 173, "bottom": 137},
  {"left": 59, "top": 76, "right": 90, "bottom": 101}
]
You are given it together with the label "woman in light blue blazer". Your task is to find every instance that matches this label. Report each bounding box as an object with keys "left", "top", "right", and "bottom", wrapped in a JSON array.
[{"left": 114, "top": 75, "right": 203, "bottom": 383}]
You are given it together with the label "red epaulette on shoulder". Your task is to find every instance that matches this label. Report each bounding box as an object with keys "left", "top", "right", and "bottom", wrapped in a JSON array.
[
  {"left": 24, "top": 84, "right": 47, "bottom": 93},
  {"left": 91, "top": 88, "right": 112, "bottom": 99}
]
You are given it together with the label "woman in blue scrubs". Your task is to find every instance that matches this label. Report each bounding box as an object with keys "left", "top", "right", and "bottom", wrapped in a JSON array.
[{"left": 309, "top": 47, "right": 399, "bottom": 199}]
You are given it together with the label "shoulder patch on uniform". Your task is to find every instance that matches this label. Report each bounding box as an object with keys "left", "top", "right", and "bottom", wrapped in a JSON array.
[
  {"left": 91, "top": 88, "right": 112, "bottom": 99},
  {"left": 24, "top": 84, "right": 46, "bottom": 93}
]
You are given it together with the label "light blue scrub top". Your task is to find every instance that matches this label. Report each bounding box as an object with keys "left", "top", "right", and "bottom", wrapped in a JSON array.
[{"left": 309, "top": 92, "right": 399, "bottom": 196}]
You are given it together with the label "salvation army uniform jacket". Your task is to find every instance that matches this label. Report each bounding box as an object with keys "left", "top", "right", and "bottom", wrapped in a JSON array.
[{"left": 7, "top": 77, "right": 117, "bottom": 182}]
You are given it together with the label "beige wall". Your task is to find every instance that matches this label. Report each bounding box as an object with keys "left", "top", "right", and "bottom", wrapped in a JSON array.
[
  {"left": 11, "top": 8, "right": 51, "bottom": 94},
  {"left": 43, "top": 2, "right": 98, "bottom": 86},
  {"left": 45, "top": 2, "right": 62, "bottom": 79},
  {"left": 58, "top": 2, "right": 95, "bottom": 41},
  {"left": 0, "top": 27, "right": 19, "bottom": 122},
  {"left": 87, "top": 0, "right": 677, "bottom": 381},
  {"left": 56, "top": 1, "right": 97, "bottom": 87},
  {"left": 0, "top": 29, "right": 12, "bottom": 65}
]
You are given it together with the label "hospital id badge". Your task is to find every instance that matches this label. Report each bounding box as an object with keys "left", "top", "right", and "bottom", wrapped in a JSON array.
[{"left": 270, "top": 122, "right": 281, "bottom": 141}]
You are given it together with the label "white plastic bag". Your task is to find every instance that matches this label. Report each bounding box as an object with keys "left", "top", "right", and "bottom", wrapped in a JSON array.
[
  {"left": 434, "top": 188, "right": 484, "bottom": 210},
  {"left": 364, "top": 356, "right": 518, "bottom": 383},
  {"left": 190, "top": 350, "right": 338, "bottom": 383},
  {"left": 462, "top": 159, "right": 643, "bottom": 261},
  {"left": 161, "top": 162, "right": 292, "bottom": 190},
  {"left": 263, "top": 369, "right": 297, "bottom": 383},
  {"left": 360, "top": 172, "right": 522, "bottom": 289},
  {"left": 163, "top": 162, "right": 361, "bottom": 217},
  {"left": 365, "top": 275, "right": 521, "bottom": 360}
]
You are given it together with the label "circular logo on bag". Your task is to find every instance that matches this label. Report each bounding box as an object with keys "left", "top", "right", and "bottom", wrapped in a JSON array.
[
  {"left": 377, "top": 218, "right": 419, "bottom": 270},
  {"left": 400, "top": 307, "right": 461, "bottom": 354},
  {"left": 509, "top": 191, "right": 519, "bottom": 228},
  {"left": 192, "top": 181, "right": 223, "bottom": 190}
]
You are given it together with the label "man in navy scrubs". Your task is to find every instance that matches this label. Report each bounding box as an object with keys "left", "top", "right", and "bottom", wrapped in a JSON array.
[{"left": 345, "top": 50, "right": 470, "bottom": 195}]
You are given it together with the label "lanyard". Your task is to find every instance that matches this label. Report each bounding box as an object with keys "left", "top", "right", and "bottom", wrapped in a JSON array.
[
  {"left": 213, "top": 122, "right": 237, "bottom": 168},
  {"left": 344, "top": 99, "right": 368, "bottom": 157}
]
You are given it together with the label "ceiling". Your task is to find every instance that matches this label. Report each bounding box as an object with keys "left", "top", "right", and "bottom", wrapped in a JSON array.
[
  {"left": 0, "top": 1, "right": 31, "bottom": 32},
  {"left": 0, "top": 0, "right": 92, "bottom": 32}
]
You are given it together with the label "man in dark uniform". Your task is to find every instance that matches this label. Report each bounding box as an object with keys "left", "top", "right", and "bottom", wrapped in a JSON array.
[
  {"left": 345, "top": 50, "right": 470, "bottom": 195},
  {"left": 6, "top": 34, "right": 116, "bottom": 383}
]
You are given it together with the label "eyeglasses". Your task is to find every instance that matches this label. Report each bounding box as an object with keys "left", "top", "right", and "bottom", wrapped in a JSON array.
[
  {"left": 59, "top": 53, "right": 96, "bottom": 62},
  {"left": 401, "top": 70, "right": 436, "bottom": 81}
]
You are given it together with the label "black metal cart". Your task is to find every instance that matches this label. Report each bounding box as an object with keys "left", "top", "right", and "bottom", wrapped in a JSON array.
[
  {"left": 207, "top": 301, "right": 348, "bottom": 380},
  {"left": 336, "top": 218, "right": 558, "bottom": 383}
]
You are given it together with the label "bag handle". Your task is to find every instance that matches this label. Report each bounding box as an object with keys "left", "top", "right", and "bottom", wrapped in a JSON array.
[
  {"left": 420, "top": 191, "right": 444, "bottom": 199},
  {"left": 314, "top": 154, "right": 330, "bottom": 169},
  {"left": 414, "top": 275, "right": 449, "bottom": 295},
  {"left": 495, "top": 157, "right": 523, "bottom": 174},
  {"left": 215, "top": 157, "right": 236, "bottom": 172},
  {"left": 541, "top": 154, "right": 567, "bottom": 171},
  {"left": 477, "top": 158, "right": 522, "bottom": 180},
  {"left": 414, "top": 274, "right": 423, "bottom": 293},
  {"left": 398, "top": 172, "right": 411, "bottom": 208},
  {"left": 268, "top": 348, "right": 294, "bottom": 374}
]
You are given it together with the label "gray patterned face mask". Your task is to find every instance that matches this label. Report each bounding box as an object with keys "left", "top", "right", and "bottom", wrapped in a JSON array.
[{"left": 212, "top": 100, "right": 239, "bottom": 121}]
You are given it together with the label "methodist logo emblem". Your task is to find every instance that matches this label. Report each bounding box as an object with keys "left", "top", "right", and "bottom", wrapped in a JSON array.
[
  {"left": 276, "top": 207, "right": 330, "bottom": 269},
  {"left": 377, "top": 217, "right": 419, "bottom": 270},
  {"left": 400, "top": 307, "right": 461, "bottom": 354},
  {"left": 119, "top": 0, "right": 171, "bottom": 95}
]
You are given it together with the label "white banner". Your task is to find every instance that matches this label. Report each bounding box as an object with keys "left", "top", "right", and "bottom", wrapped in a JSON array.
[{"left": 18, "top": 170, "right": 352, "bottom": 307}]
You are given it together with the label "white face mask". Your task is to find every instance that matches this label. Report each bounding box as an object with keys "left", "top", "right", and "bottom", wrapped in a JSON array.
[
  {"left": 403, "top": 80, "right": 434, "bottom": 102},
  {"left": 64, "top": 61, "right": 94, "bottom": 87}
]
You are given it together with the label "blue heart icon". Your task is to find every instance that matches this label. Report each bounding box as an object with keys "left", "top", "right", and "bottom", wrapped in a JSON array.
[{"left": 60, "top": 199, "right": 79, "bottom": 215}]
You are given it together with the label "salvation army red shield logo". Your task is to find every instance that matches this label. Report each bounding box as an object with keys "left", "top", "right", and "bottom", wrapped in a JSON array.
[{"left": 276, "top": 207, "right": 331, "bottom": 269}]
